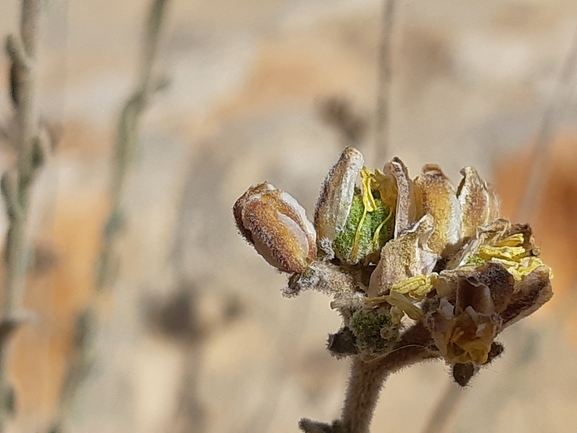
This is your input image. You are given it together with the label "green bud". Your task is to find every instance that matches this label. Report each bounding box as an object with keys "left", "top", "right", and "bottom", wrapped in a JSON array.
[{"left": 350, "top": 308, "right": 399, "bottom": 357}]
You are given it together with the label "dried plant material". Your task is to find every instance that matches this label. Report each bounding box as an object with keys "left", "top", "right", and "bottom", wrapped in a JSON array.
[
  {"left": 383, "top": 157, "right": 414, "bottom": 237},
  {"left": 414, "top": 164, "right": 462, "bottom": 256},
  {"left": 234, "top": 182, "right": 316, "bottom": 273},
  {"left": 457, "top": 167, "right": 500, "bottom": 240},
  {"left": 368, "top": 214, "right": 437, "bottom": 297},
  {"left": 233, "top": 146, "right": 553, "bottom": 433}
]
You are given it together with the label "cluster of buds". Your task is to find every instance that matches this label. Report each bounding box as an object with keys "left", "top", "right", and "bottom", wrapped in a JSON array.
[{"left": 233, "top": 147, "right": 552, "bottom": 385}]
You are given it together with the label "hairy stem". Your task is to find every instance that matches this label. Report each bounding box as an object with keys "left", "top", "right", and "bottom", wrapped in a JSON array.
[
  {"left": 341, "top": 357, "right": 390, "bottom": 433},
  {"left": 301, "top": 323, "right": 438, "bottom": 433},
  {"left": 343, "top": 323, "right": 436, "bottom": 433}
]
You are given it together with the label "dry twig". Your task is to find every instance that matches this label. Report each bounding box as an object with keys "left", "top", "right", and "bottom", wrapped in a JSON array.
[{"left": 0, "top": 0, "right": 47, "bottom": 429}]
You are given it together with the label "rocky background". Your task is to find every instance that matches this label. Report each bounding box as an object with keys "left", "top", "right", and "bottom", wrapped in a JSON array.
[{"left": 1, "top": 0, "right": 577, "bottom": 432}]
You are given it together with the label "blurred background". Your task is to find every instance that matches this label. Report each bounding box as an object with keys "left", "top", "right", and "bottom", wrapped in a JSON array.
[{"left": 1, "top": 0, "right": 577, "bottom": 432}]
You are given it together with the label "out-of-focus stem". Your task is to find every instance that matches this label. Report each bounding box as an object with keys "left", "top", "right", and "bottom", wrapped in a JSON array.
[
  {"left": 3, "top": 0, "right": 42, "bottom": 317},
  {"left": 0, "top": 0, "right": 45, "bottom": 429},
  {"left": 97, "top": 0, "right": 170, "bottom": 292},
  {"left": 421, "top": 381, "right": 464, "bottom": 433},
  {"left": 515, "top": 28, "right": 577, "bottom": 222}
]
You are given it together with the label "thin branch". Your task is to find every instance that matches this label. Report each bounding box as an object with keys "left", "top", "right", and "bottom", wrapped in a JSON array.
[
  {"left": 515, "top": 28, "right": 577, "bottom": 222},
  {"left": 421, "top": 381, "right": 464, "bottom": 433},
  {"left": 0, "top": 0, "right": 45, "bottom": 429},
  {"left": 374, "top": 0, "right": 396, "bottom": 166},
  {"left": 3, "top": 0, "right": 43, "bottom": 316},
  {"left": 98, "top": 0, "right": 170, "bottom": 291}
]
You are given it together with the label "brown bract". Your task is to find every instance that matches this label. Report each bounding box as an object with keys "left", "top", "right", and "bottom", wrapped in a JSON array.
[
  {"left": 414, "top": 164, "right": 462, "bottom": 256},
  {"left": 457, "top": 167, "right": 500, "bottom": 240}
]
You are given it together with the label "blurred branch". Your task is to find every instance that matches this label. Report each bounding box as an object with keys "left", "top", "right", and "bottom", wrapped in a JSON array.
[
  {"left": 51, "top": 1, "right": 172, "bottom": 431},
  {"left": 98, "top": 0, "right": 170, "bottom": 291},
  {"left": 319, "top": 97, "right": 368, "bottom": 149},
  {"left": 0, "top": 0, "right": 47, "bottom": 429},
  {"left": 421, "top": 382, "right": 464, "bottom": 433},
  {"left": 515, "top": 27, "right": 577, "bottom": 222},
  {"left": 373, "top": 0, "right": 396, "bottom": 166}
]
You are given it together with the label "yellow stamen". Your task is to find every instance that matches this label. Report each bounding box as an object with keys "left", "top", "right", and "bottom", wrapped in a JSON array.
[
  {"left": 495, "top": 233, "right": 524, "bottom": 247},
  {"left": 478, "top": 245, "right": 527, "bottom": 261},
  {"left": 360, "top": 167, "right": 377, "bottom": 211},
  {"left": 391, "top": 274, "right": 438, "bottom": 299},
  {"left": 364, "top": 292, "right": 423, "bottom": 321},
  {"left": 372, "top": 208, "right": 393, "bottom": 250}
]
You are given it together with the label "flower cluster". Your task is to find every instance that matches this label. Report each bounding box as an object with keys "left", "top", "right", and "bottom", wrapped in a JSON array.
[{"left": 233, "top": 147, "right": 552, "bottom": 385}]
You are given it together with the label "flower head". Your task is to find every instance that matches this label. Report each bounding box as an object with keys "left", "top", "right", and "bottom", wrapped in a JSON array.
[{"left": 233, "top": 147, "right": 553, "bottom": 378}]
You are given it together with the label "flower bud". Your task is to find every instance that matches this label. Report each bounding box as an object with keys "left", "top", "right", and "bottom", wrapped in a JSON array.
[
  {"left": 233, "top": 182, "right": 316, "bottom": 273},
  {"left": 314, "top": 147, "right": 364, "bottom": 258},
  {"left": 457, "top": 167, "right": 500, "bottom": 239},
  {"left": 414, "top": 164, "right": 462, "bottom": 256},
  {"left": 382, "top": 157, "right": 415, "bottom": 237},
  {"left": 368, "top": 214, "right": 438, "bottom": 297}
]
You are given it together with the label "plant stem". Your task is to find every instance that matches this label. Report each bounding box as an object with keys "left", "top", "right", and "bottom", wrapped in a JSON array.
[
  {"left": 342, "top": 323, "right": 436, "bottom": 433},
  {"left": 4, "top": 0, "right": 42, "bottom": 315},
  {"left": 97, "top": 0, "right": 170, "bottom": 292},
  {"left": 341, "top": 357, "right": 390, "bottom": 433},
  {"left": 0, "top": 0, "right": 45, "bottom": 429},
  {"left": 300, "top": 323, "right": 438, "bottom": 433},
  {"left": 421, "top": 381, "right": 464, "bottom": 433},
  {"left": 515, "top": 28, "right": 577, "bottom": 223}
]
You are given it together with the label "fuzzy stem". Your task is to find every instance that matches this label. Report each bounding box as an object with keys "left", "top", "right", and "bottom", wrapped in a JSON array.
[
  {"left": 342, "top": 323, "right": 436, "bottom": 433},
  {"left": 341, "top": 357, "right": 389, "bottom": 433},
  {"left": 301, "top": 323, "right": 438, "bottom": 433}
]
